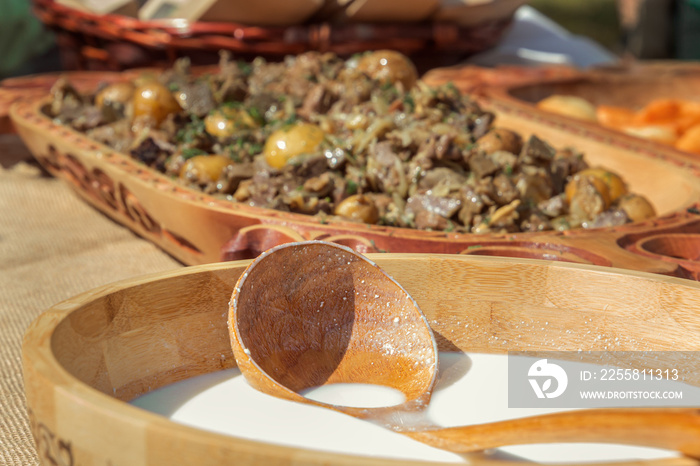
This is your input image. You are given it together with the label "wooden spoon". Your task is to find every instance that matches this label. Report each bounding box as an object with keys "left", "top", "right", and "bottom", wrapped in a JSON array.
[{"left": 228, "top": 241, "right": 700, "bottom": 457}]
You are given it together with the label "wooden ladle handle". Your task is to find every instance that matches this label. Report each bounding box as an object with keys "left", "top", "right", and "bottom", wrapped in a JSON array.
[{"left": 404, "top": 408, "right": 700, "bottom": 458}]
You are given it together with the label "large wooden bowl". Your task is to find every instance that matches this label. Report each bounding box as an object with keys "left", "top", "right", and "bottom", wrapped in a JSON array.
[
  {"left": 9, "top": 70, "right": 700, "bottom": 279},
  {"left": 22, "top": 254, "right": 700, "bottom": 466}
]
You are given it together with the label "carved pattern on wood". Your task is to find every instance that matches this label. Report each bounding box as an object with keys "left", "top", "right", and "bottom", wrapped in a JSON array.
[
  {"left": 28, "top": 408, "right": 74, "bottom": 466},
  {"left": 40, "top": 144, "right": 193, "bottom": 254}
]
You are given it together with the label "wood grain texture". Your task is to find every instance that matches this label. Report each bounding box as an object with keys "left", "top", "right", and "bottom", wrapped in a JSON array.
[
  {"left": 22, "top": 254, "right": 700, "bottom": 465},
  {"left": 405, "top": 409, "right": 700, "bottom": 455}
]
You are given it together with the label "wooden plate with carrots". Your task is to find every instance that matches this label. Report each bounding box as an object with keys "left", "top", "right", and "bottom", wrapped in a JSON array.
[{"left": 479, "top": 61, "right": 700, "bottom": 157}]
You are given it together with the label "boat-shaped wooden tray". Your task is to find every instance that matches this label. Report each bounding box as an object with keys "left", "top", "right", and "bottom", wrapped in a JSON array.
[
  {"left": 22, "top": 254, "right": 700, "bottom": 465},
  {"left": 8, "top": 66, "right": 700, "bottom": 279}
]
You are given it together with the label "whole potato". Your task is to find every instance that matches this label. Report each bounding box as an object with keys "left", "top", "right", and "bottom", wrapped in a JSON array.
[
  {"left": 617, "top": 194, "right": 656, "bottom": 222},
  {"left": 334, "top": 194, "right": 379, "bottom": 224},
  {"left": 180, "top": 154, "right": 231, "bottom": 184},
  {"left": 566, "top": 175, "right": 612, "bottom": 224},
  {"left": 565, "top": 173, "right": 612, "bottom": 209},
  {"left": 566, "top": 167, "right": 627, "bottom": 203},
  {"left": 204, "top": 107, "right": 257, "bottom": 139},
  {"left": 95, "top": 82, "right": 135, "bottom": 109},
  {"left": 357, "top": 50, "right": 418, "bottom": 90},
  {"left": 132, "top": 81, "right": 182, "bottom": 125},
  {"left": 263, "top": 122, "right": 325, "bottom": 169},
  {"left": 537, "top": 95, "right": 597, "bottom": 122},
  {"left": 476, "top": 128, "right": 523, "bottom": 155}
]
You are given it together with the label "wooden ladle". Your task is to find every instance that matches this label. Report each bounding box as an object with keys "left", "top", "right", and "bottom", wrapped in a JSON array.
[{"left": 228, "top": 241, "right": 700, "bottom": 457}]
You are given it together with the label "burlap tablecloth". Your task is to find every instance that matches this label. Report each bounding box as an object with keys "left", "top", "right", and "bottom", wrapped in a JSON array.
[{"left": 0, "top": 134, "right": 182, "bottom": 465}]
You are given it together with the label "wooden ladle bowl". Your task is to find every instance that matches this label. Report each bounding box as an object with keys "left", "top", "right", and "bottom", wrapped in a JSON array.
[
  {"left": 228, "top": 241, "right": 438, "bottom": 421},
  {"left": 229, "top": 241, "right": 700, "bottom": 457}
]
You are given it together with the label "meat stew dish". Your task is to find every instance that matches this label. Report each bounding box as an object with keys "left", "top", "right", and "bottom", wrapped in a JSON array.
[{"left": 45, "top": 51, "right": 655, "bottom": 234}]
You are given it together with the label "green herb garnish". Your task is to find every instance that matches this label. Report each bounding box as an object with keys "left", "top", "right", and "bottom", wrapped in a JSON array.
[
  {"left": 346, "top": 180, "right": 358, "bottom": 195},
  {"left": 182, "top": 147, "right": 207, "bottom": 159},
  {"left": 402, "top": 94, "right": 415, "bottom": 112},
  {"left": 176, "top": 115, "right": 205, "bottom": 144}
]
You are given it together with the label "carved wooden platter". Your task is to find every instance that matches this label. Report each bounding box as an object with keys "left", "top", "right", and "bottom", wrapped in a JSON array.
[
  {"left": 8, "top": 68, "right": 700, "bottom": 280},
  {"left": 22, "top": 253, "right": 700, "bottom": 465}
]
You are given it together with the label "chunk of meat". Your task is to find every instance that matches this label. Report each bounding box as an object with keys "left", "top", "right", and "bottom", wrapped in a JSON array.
[
  {"left": 299, "top": 83, "right": 335, "bottom": 119},
  {"left": 468, "top": 153, "right": 499, "bottom": 178},
  {"left": 130, "top": 137, "right": 173, "bottom": 170},
  {"left": 407, "top": 193, "right": 461, "bottom": 219},
  {"left": 588, "top": 208, "right": 630, "bottom": 228},
  {"left": 568, "top": 176, "right": 610, "bottom": 224},
  {"left": 550, "top": 148, "right": 588, "bottom": 193},
  {"left": 521, "top": 213, "right": 552, "bottom": 232},
  {"left": 458, "top": 185, "right": 486, "bottom": 227},
  {"left": 366, "top": 141, "right": 408, "bottom": 196},
  {"left": 87, "top": 119, "right": 133, "bottom": 152},
  {"left": 174, "top": 81, "right": 216, "bottom": 117},
  {"left": 492, "top": 173, "right": 518, "bottom": 205},
  {"left": 418, "top": 167, "right": 467, "bottom": 193},
  {"left": 519, "top": 134, "right": 556, "bottom": 166},
  {"left": 220, "top": 162, "right": 256, "bottom": 194},
  {"left": 538, "top": 194, "right": 567, "bottom": 218}
]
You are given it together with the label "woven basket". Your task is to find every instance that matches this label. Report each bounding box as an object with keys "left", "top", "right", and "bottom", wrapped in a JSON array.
[{"left": 33, "top": 0, "right": 514, "bottom": 72}]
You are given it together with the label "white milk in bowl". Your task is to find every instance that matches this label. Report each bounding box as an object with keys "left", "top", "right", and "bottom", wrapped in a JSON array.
[{"left": 131, "top": 352, "right": 681, "bottom": 463}]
